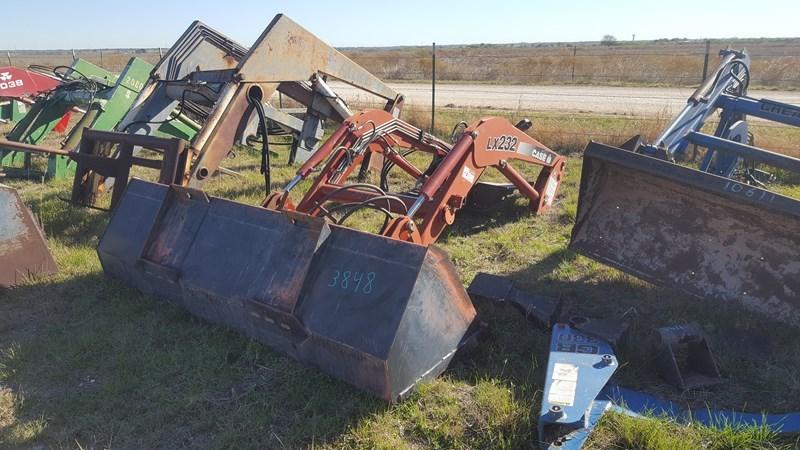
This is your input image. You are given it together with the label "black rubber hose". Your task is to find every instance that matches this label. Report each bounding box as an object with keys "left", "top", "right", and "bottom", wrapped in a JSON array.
[{"left": 247, "top": 91, "right": 271, "bottom": 194}]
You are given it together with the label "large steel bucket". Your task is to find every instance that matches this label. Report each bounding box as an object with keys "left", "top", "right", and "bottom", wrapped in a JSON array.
[
  {"left": 0, "top": 184, "right": 57, "bottom": 287},
  {"left": 570, "top": 142, "right": 800, "bottom": 324},
  {"left": 98, "top": 179, "right": 478, "bottom": 401}
]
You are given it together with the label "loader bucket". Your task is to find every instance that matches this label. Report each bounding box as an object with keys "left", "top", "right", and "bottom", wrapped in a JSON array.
[
  {"left": 570, "top": 142, "right": 800, "bottom": 324},
  {"left": 0, "top": 184, "right": 57, "bottom": 287},
  {"left": 98, "top": 179, "right": 478, "bottom": 401}
]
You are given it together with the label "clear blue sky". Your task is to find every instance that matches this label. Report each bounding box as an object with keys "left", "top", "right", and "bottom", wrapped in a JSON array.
[{"left": 4, "top": 0, "right": 798, "bottom": 50}]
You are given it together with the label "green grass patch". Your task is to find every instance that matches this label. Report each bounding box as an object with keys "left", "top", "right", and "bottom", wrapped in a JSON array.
[{"left": 1, "top": 113, "right": 799, "bottom": 449}]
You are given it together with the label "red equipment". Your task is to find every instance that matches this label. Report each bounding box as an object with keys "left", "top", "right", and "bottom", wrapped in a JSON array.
[
  {"left": 265, "top": 109, "right": 566, "bottom": 245},
  {"left": 0, "top": 66, "right": 60, "bottom": 100}
]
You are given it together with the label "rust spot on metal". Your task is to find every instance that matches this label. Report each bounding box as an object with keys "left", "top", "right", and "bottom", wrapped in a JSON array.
[
  {"left": 0, "top": 185, "right": 57, "bottom": 287},
  {"left": 571, "top": 142, "right": 800, "bottom": 324},
  {"left": 222, "top": 55, "right": 237, "bottom": 68}
]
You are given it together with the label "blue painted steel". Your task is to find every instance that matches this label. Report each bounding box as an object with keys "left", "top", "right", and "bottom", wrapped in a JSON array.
[
  {"left": 537, "top": 324, "right": 619, "bottom": 448},
  {"left": 637, "top": 48, "right": 800, "bottom": 181},
  {"left": 602, "top": 386, "right": 800, "bottom": 434},
  {"left": 717, "top": 94, "right": 800, "bottom": 128},
  {"left": 538, "top": 325, "right": 800, "bottom": 448},
  {"left": 688, "top": 132, "right": 800, "bottom": 173},
  {"left": 642, "top": 49, "right": 750, "bottom": 160}
]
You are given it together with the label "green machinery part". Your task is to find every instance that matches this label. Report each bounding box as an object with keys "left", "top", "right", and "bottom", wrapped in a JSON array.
[
  {"left": 0, "top": 59, "right": 117, "bottom": 177},
  {"left": 0, "top": 58, "right": 156, "bottom": 179},
  {"left": 153, "top": 115, "right": 199, "bottom": 141},
  {"left": 0, "top": 100, "right": 28, "bottom": 123}
]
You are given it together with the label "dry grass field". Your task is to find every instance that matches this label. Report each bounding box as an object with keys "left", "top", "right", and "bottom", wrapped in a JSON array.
[
  {"left": 346, "top": 38, "right": 800, "bottom": 88},
  {"left": 6, "top": 37, "right": 800, "bottom": 89}
]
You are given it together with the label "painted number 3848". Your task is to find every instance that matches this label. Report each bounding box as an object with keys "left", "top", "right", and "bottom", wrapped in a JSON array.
[{"left": 328, "top": 270, "right": 376, "bottom": 294}]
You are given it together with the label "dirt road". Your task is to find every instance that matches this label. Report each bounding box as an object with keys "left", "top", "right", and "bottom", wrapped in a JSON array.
[{"left": 331, "top": 82, "right": 800, "bottom": 116}]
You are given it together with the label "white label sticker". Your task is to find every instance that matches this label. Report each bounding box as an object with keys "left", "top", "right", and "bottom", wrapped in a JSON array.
[
  {"left": 543, "top": 176, "right": 558, "bottom": 206},
  {"left": 548, "top": 363, "right": 578, "bottom": 406},
  {"left": 553, "top": 363, "right": 579, "bottom": 382},
  {"left": 548, "top": 380, "right": 577, "bottom": 406},
  {"left": 461, "top": 166, "right": 476, "bottom": 184}
]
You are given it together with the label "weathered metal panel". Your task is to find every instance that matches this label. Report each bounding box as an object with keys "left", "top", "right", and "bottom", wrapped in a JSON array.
[
  {"left": 0, "top": 185, "right": 57, "bottom": 287},
  {"left": 117, "top": 21, "right": 248, "bottom": 138},
  {"left": 152, "top": 21, "right": 248, "bottom": 81},
  {"left": 239, "top": 14, "right": 398, "bottom": 100},
  {"left": 570, "top": 142, "right": 800, "bottom": 323},
  {"left": 296, "top": 227, "right": 477, "bottom": 400}
]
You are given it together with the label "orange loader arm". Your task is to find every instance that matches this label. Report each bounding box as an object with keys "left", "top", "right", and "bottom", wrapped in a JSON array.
[
  {"left": 263, "top": 110, "right": 565, "bottom": 246},
  {"left": 385, "top": 117, "right": 566, "bottom": 244}
]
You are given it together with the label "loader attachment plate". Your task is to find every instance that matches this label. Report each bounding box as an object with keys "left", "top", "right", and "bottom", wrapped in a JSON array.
[
  {"left": 98, "top": 179, "right": 477, "bottom": 401},
  {"left": 0, "top": 185, "right": 57, "bottom": 287},
  {"left": 570, "top": 142, "right": 800, "bottom": 324}
]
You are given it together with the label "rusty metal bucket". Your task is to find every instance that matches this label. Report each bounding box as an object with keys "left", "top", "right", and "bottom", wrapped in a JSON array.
[
  {"left": 97, "top": 179, "right": 478, "bottom": 401},
  {"left": 570, "top": 142, "right": 800, "bottom": 324},
  {"left": 0, "top": 184, "right": 57, "bottom": 287}
]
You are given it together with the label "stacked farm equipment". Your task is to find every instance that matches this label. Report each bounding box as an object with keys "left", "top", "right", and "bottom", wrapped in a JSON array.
[
  {"left": 116, "top": 14, "right": 403, "bottom": 190},
  {"left": 0, "top": 15, "right": 405, "bottom": 212},
  {"left": 113, "top": 20, "right": 250, "bottom": 143},
  {"left": 569, "top": 49, "right": 800, "bottom": 324},
  {"left": 11, "top": 14, "right": 800, "bottom": 447},
  {"left": 97, "top": 108, "right": 565, "bottom": 400},
  {"left": 0, "top": 58, "right": 150, "bottom": 178},
  {"left": 541, "top": 51, "right": 800, "bottom": 447}
]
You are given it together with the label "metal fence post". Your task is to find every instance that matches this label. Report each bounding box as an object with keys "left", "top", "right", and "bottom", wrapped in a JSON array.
[
  {"left": 571, "top": 45, "right": 577, "bottom": 82},
  {"left": 431, "top": 42, "right": 436, "bottom": 134},
  {"left": 6, "top": 51, "right": 11, "bottom": 66},
  {"left": 691, "top": 39, "right": 713, "bottom": 162}
]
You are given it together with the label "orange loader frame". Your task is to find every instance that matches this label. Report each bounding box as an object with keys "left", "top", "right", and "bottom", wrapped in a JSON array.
[{"left": 265, "top": 109, "right": 566, "bottom": 245}]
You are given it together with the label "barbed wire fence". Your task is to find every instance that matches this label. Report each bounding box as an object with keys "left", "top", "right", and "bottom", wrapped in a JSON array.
[
  {"left": 343, "top": 40, "right": 800, "bottom": 154},
  {"left": 4, "top": 41, "right": 799, "bottom": 154},
  {"left": 370, "top": 42, "right": 789, "bottom": 117}
]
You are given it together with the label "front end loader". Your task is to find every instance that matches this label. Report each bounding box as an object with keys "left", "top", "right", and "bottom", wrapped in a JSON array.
[
  {"left": 570, "top": 49, "right": 800, "bottom": 324},
  {"left": 116, "top": 14, "right": 403, "bottom": 186},
  {"left": 96, "top": 110, "right": 565, "bottom": 401}
]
